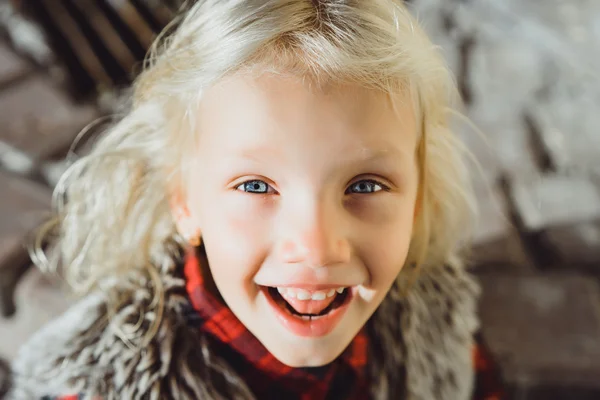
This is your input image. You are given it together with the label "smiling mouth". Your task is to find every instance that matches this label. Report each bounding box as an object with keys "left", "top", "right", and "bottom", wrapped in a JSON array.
[
  {"left": 260, "top": 284, "right": 353, "bottom": 337},
  {"left": 266, "top": 286, "right": 349, "bottom": 319}
]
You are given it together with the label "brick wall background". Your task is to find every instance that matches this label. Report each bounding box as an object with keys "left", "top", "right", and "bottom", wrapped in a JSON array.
[{"left": 0, "top": 0, "right": 599, "bottom": 398}]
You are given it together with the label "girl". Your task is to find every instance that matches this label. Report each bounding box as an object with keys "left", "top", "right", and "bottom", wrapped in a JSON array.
[{"left": 8, "top": 0, "right": 501, "bottom": 399}]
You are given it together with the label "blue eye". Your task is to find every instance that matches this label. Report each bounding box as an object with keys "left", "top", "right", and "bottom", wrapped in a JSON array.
[
  {"left": 346, "top": 180, "right": 386, "bottom": 194},
  {"left": 236, "top": 180, "right": 272, "bottom": 194}
]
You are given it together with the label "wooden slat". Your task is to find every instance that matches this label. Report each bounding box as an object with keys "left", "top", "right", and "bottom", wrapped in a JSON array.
[
  {"left": 62, "top": 0, "right": 127, "bottom": 85},
  {"left": 22, "top": 0, "right": 175, "bottom": 97},
  {"left": 40, "top": 0, "right": 112, "bottom": 88},
  {"left": 111, "top": 1, "right": 156, "bottom": 49},
  {"left": 72, "top": 0, "right": 137, "bottom": 75},
  {"left": 129, "top": 0, "right": 165, "bottom": 32},
  {"left": 162, "top": 0, "right": 183, "bottom": 14},
  {"left": 97, "top": 0, "right": 153, "bottom": 56},
  {"left": 148, "top": 1, "right": 175, "bottom": 27}
]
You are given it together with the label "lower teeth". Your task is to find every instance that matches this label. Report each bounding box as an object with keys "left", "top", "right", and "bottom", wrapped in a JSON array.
[
  {"left": 267, "top": 287, "right": 347, "bottom": 319},
  {"left": 300, "top": 314, "right": 324, "bottom": 321}
]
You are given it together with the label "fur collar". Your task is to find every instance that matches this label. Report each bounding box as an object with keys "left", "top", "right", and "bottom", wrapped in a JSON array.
[{"left": 8, "top": 261, "right": 479, "bottom": 400}]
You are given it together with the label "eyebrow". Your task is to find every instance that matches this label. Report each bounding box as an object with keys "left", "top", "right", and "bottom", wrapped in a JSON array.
[
  {"left": 351, "top": 147, "right": 406, "bottom": 163},
  {"left": 232, "top": 146, "right": 284, "bottom": 163},
  {"left": 226, "top": 146, "right": 408, "bottom": 172}
]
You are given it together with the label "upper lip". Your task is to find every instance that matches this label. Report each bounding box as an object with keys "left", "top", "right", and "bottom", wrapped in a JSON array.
[{"left": 259, "top": 283, "right": 353, "bottom": 290}]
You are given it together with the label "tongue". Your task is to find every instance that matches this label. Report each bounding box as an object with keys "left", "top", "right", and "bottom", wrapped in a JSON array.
[{"left": 280, "top": 291, "right": 338, "bottom": 315}]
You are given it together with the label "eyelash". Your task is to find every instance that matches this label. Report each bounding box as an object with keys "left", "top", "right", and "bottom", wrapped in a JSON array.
[
  {"left": 235, "top": 179, "right": 390, "bottom": 195},
  {"left": 345, "top": 179, "right": 390, "bottom": 194}
]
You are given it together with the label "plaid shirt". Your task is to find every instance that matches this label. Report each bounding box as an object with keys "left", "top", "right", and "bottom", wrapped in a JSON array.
[{"left": 45, "top": 251, "right": 503, "bottom": 399}]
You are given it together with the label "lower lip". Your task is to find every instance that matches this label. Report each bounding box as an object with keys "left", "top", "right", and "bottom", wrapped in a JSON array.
[{"left": 261, "top": 287, "right": 353, "bottom": 337}]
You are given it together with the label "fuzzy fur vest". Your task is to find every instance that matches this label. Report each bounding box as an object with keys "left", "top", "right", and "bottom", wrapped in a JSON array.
[{"left": 7, "top": 261, "right": 479, "bottom": 400}]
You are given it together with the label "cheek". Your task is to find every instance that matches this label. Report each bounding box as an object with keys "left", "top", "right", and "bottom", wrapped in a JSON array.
[
  {"left": 206, "top": 196, "right": 274, "bottom": 242},
  {"left": 195, "top": 192, "right": 273, "bottom": 274},
  {"left": 346, "top": 195, "right": 411, "bottom": 225},
  {"left": 354, "top": 199, "right": 415, "bottom": 286}
]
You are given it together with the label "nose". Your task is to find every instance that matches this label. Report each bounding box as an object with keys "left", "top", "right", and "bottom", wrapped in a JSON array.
[{"left": 278, "top": 199, "right": 351, "bottom": 268}]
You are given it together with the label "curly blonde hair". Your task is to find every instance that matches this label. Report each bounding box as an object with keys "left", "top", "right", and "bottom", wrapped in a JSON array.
[{"left": 34, "top": 0, "right": 474, "bottom": 317}]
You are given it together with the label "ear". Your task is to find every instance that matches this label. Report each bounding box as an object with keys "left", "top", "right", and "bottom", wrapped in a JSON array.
[
  {"left": 413, "top": 129, "right": 426, "bottom": 227},
  {"left": 413, "top": 178, "right": 423, "bottom": 226},
  {"left": 170, "top": 190, "right": 200, "bottom": 241},
  {"left": 413, "top": 199, "right": 421, "bottom": 224}
]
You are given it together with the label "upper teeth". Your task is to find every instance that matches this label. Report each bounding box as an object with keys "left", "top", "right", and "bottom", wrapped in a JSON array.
[{"left": 277, "top": 287, "right": 346, "bottom": 300}]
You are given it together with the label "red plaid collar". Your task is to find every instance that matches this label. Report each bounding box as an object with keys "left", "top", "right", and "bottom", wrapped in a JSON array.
[{"left": 183, "top": 247, "right": 369, "bottom": 400}]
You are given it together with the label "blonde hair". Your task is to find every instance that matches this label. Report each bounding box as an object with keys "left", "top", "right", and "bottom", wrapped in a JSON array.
[{"left": 34, "top": 0, "right": 474, "bottom": 313}]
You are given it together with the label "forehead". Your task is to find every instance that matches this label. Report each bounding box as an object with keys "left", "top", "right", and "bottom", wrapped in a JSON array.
[{"left": 195, "top": 72, "right": 418, "bottom": 157}]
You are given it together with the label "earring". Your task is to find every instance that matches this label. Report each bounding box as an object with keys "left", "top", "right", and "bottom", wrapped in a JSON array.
[{"left": 188, "top": 235, "right": 201, "bottom": 247}]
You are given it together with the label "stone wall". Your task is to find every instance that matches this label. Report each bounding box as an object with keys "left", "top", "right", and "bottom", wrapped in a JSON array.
[{"left": 411, "top": 0, "right": 600, "bottom": 397}]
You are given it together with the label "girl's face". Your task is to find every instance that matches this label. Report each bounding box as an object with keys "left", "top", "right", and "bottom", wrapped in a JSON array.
[{"left": 177, "top": 73, "right": 419, "bottom": 367}]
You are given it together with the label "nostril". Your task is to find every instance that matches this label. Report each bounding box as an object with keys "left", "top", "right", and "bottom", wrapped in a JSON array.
[
  {"left": 278, "top": 217, "right": 350, "bottom": 266},
  {"left": 279, "top": 240, "right": 309, "bottom": 264},
  {"left": 280, "top": 238, "right": 351, "bottom": 268}
]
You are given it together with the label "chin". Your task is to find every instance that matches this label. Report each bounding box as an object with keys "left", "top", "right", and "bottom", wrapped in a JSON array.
[
  {"left": 270, "top": 348, "right": 343, "bottom": 368},
  {"left": 260, "top": 335, "right": 350, "bottom": 368}
]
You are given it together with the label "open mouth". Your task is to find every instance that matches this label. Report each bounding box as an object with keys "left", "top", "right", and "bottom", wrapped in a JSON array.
[
  {"left": 266, "top": 286, "right": 349, "bottom": 319},
  {"left": 261, "top": 285, "right": 353, "bottom": 337}
]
